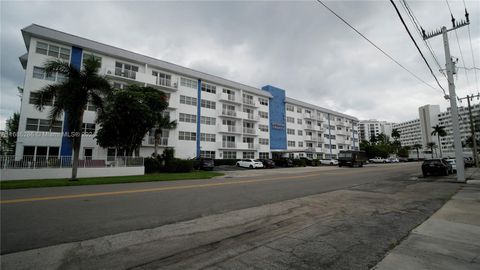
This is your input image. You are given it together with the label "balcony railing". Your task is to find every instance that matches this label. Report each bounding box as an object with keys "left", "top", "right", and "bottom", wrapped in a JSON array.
[
  {"left": 222, "top": 142, "right": 237, "bottom": 148},
  {"left": 243, "top": 127, "right": 256, "bottom": 135},
  {"left": 147, "top": 136, "right": 169, "bottom": 146},
  {"left": 219, "top": 125, "right": 239, "bottom": 133},
  {"left": 243, "top": 98, "right": 256, "bottom": 106},
  {"left": 0, "top": 155, "right": 144, "bottom": 169},
  {"left": 221, "top": 110, "right": 237, "bottom": 117},
  {"left": 114, "top": 67, "right": 136, "bottom": 80}
]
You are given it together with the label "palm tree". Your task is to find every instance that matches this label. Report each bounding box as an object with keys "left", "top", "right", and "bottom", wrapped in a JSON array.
[
  {"left": 391, "top": 129, "right": 400, "bottom": 141},
  {"left": 431, "top": 125, "right": 447, "bottom": 158},
  {"left": 32, "top": 58, "right": 111, "bottom": 180},
  {"left": 427, "top": 142, "right": 437, "bottom": 158},
  {"left": 153, "top": 115, "right": 177, "bottom": 157},
  {"left": 412, "top": 143, "right": 423, "bottom": 160}
]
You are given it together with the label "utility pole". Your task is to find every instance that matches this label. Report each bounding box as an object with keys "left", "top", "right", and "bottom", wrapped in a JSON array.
[
  {"left": 458, "top": 93, "right": 480, "bottom": 167},
  {"left": 422, "top": 12, "right": 469, "bottom": 182}
]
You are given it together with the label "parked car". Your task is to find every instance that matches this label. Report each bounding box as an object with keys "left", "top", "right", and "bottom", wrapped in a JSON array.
[
  {"left": 320, "top": 159, "right": 338, "bottom": 166},
  {"left": 421, "top": 159, "right": 452, "bottom": 177},
  {"left": 259, "top": 159, "right": 276, "bottom": 168},
  {"left": 398, "top": 157, "right": 409, "bottom": 162},
  {"left": 338, "top": 150, "right": 367, "bottom": 167},
  {"left": 369, "top": 157, "right": 387, "bottom": 163},
  {"left": 386, "top": 157, "right": 399, "bottom": 163},
  {"left": 236, "top": 159, "right": 264, "bottom": 169},
  {"left": 274, "top": 158, "right": 294, "bottom": 167},
  {"left": 299, "top": 157, "right": 314, "bottom": 166},
  {"left": 445, "top": 158, "right": 456, "bottom": 173},
  {"left": 464, "top": 157, "right": 474, "bottom": 167},
  {"left": 192, "top": 158, "right": 214, "bottom": 171}
]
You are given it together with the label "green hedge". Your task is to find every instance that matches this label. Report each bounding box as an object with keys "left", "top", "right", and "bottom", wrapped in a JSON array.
[
  {"left": 293, "top": 159, "right": 307, "bottom": 167},
  {"left": 214, "top": 159, "right": 238, "bottom": 166},
  {"left": 144, "top": 157, "right": 162, "bottom": 173},
  {"left": 164, "top": 159, "right": 194, "bottom": 173}
]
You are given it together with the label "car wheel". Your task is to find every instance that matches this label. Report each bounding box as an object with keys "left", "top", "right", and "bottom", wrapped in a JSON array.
[
  {"left": 236, "top": 163, "right": 240, "bottom": 167},
  {"left": 444, "top": 169, "right": 449, "bottom": 176},
  {"left": 423, "top": 172, "right": 427, "bottom": 177},
  {"left": 249, "top": 165, "right": 253, "bottom": 169}
]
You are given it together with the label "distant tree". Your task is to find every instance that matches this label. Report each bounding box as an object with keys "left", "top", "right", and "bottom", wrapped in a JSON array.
[
  {"left": 412, "top": 143, "right": 423, "bottom": 160},
  {"left": 431, "top": 125, "right": 447, "bottom": 158},
  {"left": 370, "top": 134, "right": 377, "bottom": 145},
  {"left": 398, "top": 146, "right": 410, "bottom": 158},
  {"left": 32, "top": 58, "right": 111, "bottom": 180},
  {"left": 377, "top": 133, "right": 388, "bottom": 145},
  {"left": 96, "top": 85, "right": 169, "bottom": 156},
  {"left": 391, "top": 128, "right": 401, "bottom": 141},
  {"left": 427, "top": 142, "right": 437, "bottom": 158},
  {"left": 0, "top": 112, "right": 20, "bottom": 155}
]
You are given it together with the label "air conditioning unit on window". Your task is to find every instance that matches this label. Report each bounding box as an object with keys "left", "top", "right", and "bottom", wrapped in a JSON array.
[{"left": 173, "top": 82, "right": 178, "bottom": 88}]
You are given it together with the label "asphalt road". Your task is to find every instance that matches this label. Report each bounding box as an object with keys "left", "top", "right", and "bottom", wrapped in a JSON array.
[{"left": 2, "top": 163, "right": 423, "bottom": 254}]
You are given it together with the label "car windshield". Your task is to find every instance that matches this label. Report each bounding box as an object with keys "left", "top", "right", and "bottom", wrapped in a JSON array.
[{"left": 254, "top": 159, "right": 262, "bottom": 162}]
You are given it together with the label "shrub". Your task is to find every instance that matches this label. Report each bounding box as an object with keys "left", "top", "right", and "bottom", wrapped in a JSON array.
[
  {"left": 214, "top": 159, "right": 238, "bottom": 166},
  {"left": 164, "top": 159, "right": 194, "bottom": 173},
  {"left": 163, "top": 148, "right": 175, "bottom": 162},
  {"left": 293, "top": 159, "right": 307, "bottom": 167},
  {"left": 144, "top": 157, "right": 161, "bottom": 173}
]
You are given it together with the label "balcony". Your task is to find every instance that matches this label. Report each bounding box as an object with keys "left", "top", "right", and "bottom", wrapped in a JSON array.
[
  {"left": 303, "top": 113, "right": 316, "bottom": 120},
  {"left": 243, "top": 98, "right": 257, "bottom": 107},
  {"left": 243, "top": 127, "right": 256, "bottom": 135},
  {"left": 105, "top": 66, "right": 137, "bottom": 81},
  {"left": 304, "top": 124, "right": 319, "bottom": 131},
  {"left": 104, "top": 66, "right": 178, "bottom": 91},
  {"left": 219, "top": 93, "right": 240, "bottom": 103},
  {"left": 245, "top": 113, "right": 260, "bottom": 121},
  {"left": 220, "top": 141, "right": 237, "bottom": 149},
  {"left": 305, "top": 147, "right": 316, "bottom": 152},
  {"left": 220, "top": 109, "right": 241, "bottom": 118},
  {"left": 238, "top": 142, "right": 259, "bottom": 150},
  {"left": 219, "top": 125, "right": 241, "bottom": 134},
  {"left": 145, "top": 136, "right": 169, "bottom": 146},
  {"left": 153, "top": 77, "right": 178, "bottom": 91}
]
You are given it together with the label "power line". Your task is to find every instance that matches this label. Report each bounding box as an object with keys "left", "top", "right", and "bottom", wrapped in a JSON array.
[
  {"left": 314, "top": 0, "right": 440, "bottom": 92},
  {"left": 462, "top": 0, "right": 479, "bottom": 92},
  {"left": 390, "top": 0, "right": 447, "bottom": 95},
  {"left": 445, "top": 0, "right": 471, "bottom": 88},
  {"left": 400, "top": 0, "right": 445, "bottom": 77}
]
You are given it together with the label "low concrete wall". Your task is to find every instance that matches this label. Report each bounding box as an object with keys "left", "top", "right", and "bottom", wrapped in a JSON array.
[{"left": 0, "top": 167, "right": 145, "bottom": 181}]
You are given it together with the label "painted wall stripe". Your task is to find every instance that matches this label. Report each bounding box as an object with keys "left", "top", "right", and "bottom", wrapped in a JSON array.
[{"left": 196, "top": 79, "right": 202, "bottom": 158}]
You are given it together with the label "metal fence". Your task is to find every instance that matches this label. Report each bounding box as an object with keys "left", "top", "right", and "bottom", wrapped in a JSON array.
[{"left": 0, "top": 156, "right": 144, "bottom": 169}]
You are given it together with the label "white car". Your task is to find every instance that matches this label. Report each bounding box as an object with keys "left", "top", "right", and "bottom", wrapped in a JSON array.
[
  {"left": 445, "top": 158, "right": 456, "bottom": 173},
  {"left": 236, "top": 159, "right": 264, "bottom": 169},
  {"left": 386, "top": 158, "right": 399, "bottom": 163},
  {"left": 369, "top": 157, "right": 386, "bottom": 163},
  {"left": 320, "top": 159, "right": 338, "bottom": 166}
]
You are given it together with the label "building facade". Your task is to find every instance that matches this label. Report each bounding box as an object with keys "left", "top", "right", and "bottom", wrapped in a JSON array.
[
  {"left": 15, "top": 24, "right": 359, "bottom": 161},
  {"left": 358, "top": 120, "right": 394, "bottom": 142}
]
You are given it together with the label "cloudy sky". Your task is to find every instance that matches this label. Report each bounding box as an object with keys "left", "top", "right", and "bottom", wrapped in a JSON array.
[{"left": 1, "top": 0, "right": 479, "bottom": 129}]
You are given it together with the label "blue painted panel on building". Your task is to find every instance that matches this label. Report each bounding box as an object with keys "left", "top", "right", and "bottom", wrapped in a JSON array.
[
  {"left": 262, "top": 85, "right": 287, "bottom": 150},
  {"left": 196, "top": 79, "right": 202, "bottom": 158},
  {"left": 60, "top": 46, "right": 83, "bottom": 157}
]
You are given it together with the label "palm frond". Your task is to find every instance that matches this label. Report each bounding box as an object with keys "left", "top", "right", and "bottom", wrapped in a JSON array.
[{"left": 32, "top": 84, "right": 62, "bottom": 111}]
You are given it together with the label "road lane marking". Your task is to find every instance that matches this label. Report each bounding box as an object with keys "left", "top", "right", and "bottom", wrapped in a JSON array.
[{"left": 0, "top": 166, "right": 417, "bottom": 204}]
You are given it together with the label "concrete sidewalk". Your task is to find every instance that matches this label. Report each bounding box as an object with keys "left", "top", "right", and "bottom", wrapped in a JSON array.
[{"left": 373, "top": 171, "right": 480, "bottom": 270}]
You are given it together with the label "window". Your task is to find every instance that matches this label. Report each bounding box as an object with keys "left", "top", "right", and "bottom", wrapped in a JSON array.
[
  {"left": 115, "top": 62, "right": 138, "bottom": 79},
  {"left": 179, "top": 113, "right": 197, "bottom": 123},
  {"left": 32, "top": 66, "right": 61, "bottom": 82},
  {"left": 298, "top": 130, "right": 303, "bottom": 136},
  {"left": 201, "top": 82, "right": 216, "bottom": 94},
  {"left": 201, "top": 99, "right": 216, "bottom": 109},
  {"left": 152, "top": 71, "right": 172, "bottom": 86},
  {"left": 179, "top": 131, "right": 196, "bottom": 141},
  {"left": 259, "top": 152, "right": 269, "bottom": 159},
  {"left": 200, "top": 133, "right": 216, "bottom": 142},
  {"left": 331, "top": 144, "right": 337, "bottom": 149},
  {"left": 297, "top": 119, "right": 302, "bottom": 124},
  {"left": 200, "top": 151, "right": 215, "bottom": 159},
  {"left": 298, "top": 142, "right": 304, "bottom": 147},
  {"left": 297, "top": 107, "right": 302, "bottom": 113},
  {"left": 288, "top": 141, "right": 296, "bottom": 147},
  {"left": 286, "top": 104, "right": 294, "bottom": 112},
  {"left": 287, "top": 129, "right": 295, "bottom": 135},
  {"left": 33, "top": 67, "right": 45, "bottom": 79},
  {"left": 36, "top": 41, "right": 70, "bottom": 60},
  {"left": 23, "top": 146, "right": 59, "bottom": 158},
  {"left": 180, "top": 95, "right": 197, "bottom": 106},
  {"left": 258, "top": 111, "right": 268, "bottom": 119},
  {"left": 82, "top": 123, "right": 96, "bottom": 134},
  {"left": 243, "top": 152, "right": 254, "bottom": 159},
  {"left": 223, "top": 151, "right": 237, "bottom": 159},
  {"left": 243, "top": 94, "right": 254, "bottom": 105},
  {"left": 113, "top": 82, "right": 128, "bottom": 89},
  {"left": 286, "top": 117, "right": 294, "bottom": 123},
  {"left": 36, "top": 42, "right": 48, "bottom": 55},
  {"left": 181, "top": 77, "right": 197, "bottom": 89},
  {"left": 259, "top": 138, "right": 269, "bottom": 145},
  {"left": 259, "top": 98, "right": 268, "bottom": 106},
  {"left": 29, "top": 92, "right": 53, "bottom": 106},
  {"left": 25, "top": 118, "right": 62, "bottom": 132},
  {"left": 86, "top": 101, "right": 96, "bottom": 111},
  {"left": 259, "top": 124, "right": 269, "bottom": 132},
  {"left": 200, "top": 116, "right": 216, "bottom": 125}
]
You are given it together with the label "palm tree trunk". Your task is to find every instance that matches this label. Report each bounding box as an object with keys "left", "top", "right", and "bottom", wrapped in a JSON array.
[
  {"left": 437, "top": 135, "right": 442, "bottom": 158},
  {"left": 71, "top": 135, "right": 81, "bottom": 180},
  {"left": 154, "top": 129, "right": 159, "bottom": 157},
  {"left": 416, "top": 149, "right": 419, "bottom": 160},
  {"left": 431, "top": 146, "right": 434, "bottom": 158}
]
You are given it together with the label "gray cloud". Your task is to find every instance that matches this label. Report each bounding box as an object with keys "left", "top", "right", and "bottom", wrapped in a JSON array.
[{"left": 1, "top": 0, "right": 479, "bottom": 130}]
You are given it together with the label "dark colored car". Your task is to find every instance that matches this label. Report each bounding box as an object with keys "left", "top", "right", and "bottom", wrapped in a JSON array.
[
  {"left": 193, "top": 158, "right": 214, "bottom": 171},
  {"left": 274, "top": 158, "right": 294, "bottom": 167},
  {"left": 398, "top": 157, "right": 409, "bottom": 162},
  {"left": 338, "top": 150, "right": 367, "bottom": 167},
  {"left": 421, "top": 159, "right": 452, "bottom": 177},
  {"left": 259, "top": 159, "right": 276, "bottom": 168},
  {"left": 299, "top": 157, "right": 314, "bottom": 166},
  {"left": 464, "top": 157, "right": 474, "bottom": 167}
]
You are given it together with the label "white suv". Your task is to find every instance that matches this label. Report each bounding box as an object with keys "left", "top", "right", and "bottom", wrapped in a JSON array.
[{"left": 236, "top": 159, "right": 264, "bottom": 169}]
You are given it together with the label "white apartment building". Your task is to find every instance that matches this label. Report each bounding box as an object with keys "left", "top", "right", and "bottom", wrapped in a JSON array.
[
  {"left": 358, "top": 120, "right": 394, "bottom": 142},
  {"left": 418, "top": 104, "right": 440, "bottom": 147},
  {"left": 393, "top": 119, "right": 422, "bottom": 148},
  {"left": 15, "top": 24, "right": 358, "bottom": 161}
]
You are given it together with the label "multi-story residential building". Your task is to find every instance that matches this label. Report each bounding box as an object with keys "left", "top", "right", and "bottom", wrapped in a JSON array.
[
  {"left": 393, "top": 119, "right": 422, "bottom": 148},
  {"left": 418, "top": 104, "right": 440, "bottom": 147},
  {"left": 15, "top": 24, "right": 358, "bottom": 161},
  {"left": 358, "top": 120, "right": 395, "bottom": 142}
]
